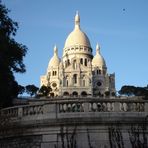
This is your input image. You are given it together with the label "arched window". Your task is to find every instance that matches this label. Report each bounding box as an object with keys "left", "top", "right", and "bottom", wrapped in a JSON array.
[
  {"left": 66, "top": 80, "right": 68, "bottom": 86},
  {"left": 81, "top": 91, "right": 87, "bottom": 97},
  {"left": 63, "top": 92, "right": 69, "bottom": 96},
  {"left": 84, "top": 58, "right": 87, "bottom": 66},
  {"left": 80, "top": 58, "right": 83, "bottom": 65},
  {"left": 52, "top": 71, "right": 57, "bottom": 76},
  {"left": 67, "top": 59, "right": 70, "bottom": 66},
  {"left": 73, "top": 74, "right": 77, "bottom": 84},
  {"left": 96, "top": 69, "right": 101, "bottom": 75},
  {"left": 73, "top": 60, "right": 77, "bottom": 69},
  {"left": 72, "top": 91, "right": 78, "bottom": 96},
  {"left": 96, "top": 70, "right": 99, "bottom": 75}
]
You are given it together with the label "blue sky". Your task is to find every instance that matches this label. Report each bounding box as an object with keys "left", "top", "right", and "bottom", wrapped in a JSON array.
[{"left": 3, "top": 0, "right": 148, "bottom": 91}]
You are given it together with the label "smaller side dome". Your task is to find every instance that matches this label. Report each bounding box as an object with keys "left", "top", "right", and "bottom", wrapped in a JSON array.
[
  {"left": 48, "top": 45, "right": 60, "bottom": 68},
  {"left": 92, "top": 43, "right": 106, "bottom": 68}
]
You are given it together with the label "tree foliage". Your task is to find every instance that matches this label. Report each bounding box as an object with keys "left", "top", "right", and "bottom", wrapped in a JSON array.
[
  {"left": 119, "top": 85, "right": 148, "bottom": 98},
  {"left": 0, "top": 2, "right": 27, "bottom": 107},
  {"left": 38, "top": 85, "right": 52, "bottom": 97},
  {"left": 25, "top": 85, "right": 39, "bottom": 97},
  {"left": 105, "top": 91, "right": 110, "bottom": 97},
  {"left": 17, "top": 85, "right": 25, "bottom": 96}
]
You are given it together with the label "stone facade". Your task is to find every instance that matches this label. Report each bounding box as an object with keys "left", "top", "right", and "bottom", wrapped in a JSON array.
[{"left": 40, "top": 12, "right": 115, "bottom": 97}]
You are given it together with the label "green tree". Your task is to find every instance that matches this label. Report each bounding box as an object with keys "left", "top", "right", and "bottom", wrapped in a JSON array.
[
  {"left": 119, "top": 85, "right": 148, "bottom": 98},
  {"left": 18, "top": 85, "right": 25, "bottom": 96},
  {"left": 118, "top": 86, "right": 135, "bottom": 96},
  {"left": 25, "top": 85, "right": 39, "bottom": 97},
  {"left": 105, "top": 91, "right": 110, "bottom": 97},
  {"left": 38, "top": 85, "right": 52, "bottom": 97},
  {"left": 0, "top": 2, "right": 27, "bottom": 107}
]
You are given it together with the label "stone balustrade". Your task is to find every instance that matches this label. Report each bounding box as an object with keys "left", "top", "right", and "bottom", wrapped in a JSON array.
[
  {"left": 0, "top": 98, "right": 148, "bottom": 120},
  {"left": 0, "top": 98, "right": 147, "bottom": 148},
  {"left": 0, "top": 104, "right": 44, "bottom": 118},
  {"left": 22, "top": 105, "right": 43, "bottom": 116},
  {"left": 59, "top": 99, "right": 147, "bottom": 113}
]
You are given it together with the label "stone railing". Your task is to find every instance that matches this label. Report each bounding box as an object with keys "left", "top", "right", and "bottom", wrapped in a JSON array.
[
  {"left": 22, "top": 105, "right": 43, "bottom": 116},
  {"left": 0, "top": 98, "right": 148, "bottom": 120},
  {"left": 58, "top": 99, "right": 147, "bottom": 113},
  {"left": 0, "top": 104, "right": 44, "bottom": 118}
]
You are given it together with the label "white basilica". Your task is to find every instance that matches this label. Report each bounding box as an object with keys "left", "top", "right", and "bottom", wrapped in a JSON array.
[{"left": 40, "top": 12, "right": 115, "bottom": 97}]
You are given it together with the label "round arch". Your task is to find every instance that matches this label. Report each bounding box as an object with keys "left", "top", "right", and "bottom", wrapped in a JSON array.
[
  {"left": 63, "top": 92, "right": 69, "bottom": 96},
  {"left": 72, "top": 91, "right": 78, "bottom": 97},
  {"left": 81, "top": 91, "right": 87, "bottom": 97}
]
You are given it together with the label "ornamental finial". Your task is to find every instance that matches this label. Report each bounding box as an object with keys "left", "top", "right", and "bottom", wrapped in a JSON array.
[
  {"left": 75, "top": 11, "right": 80, "bottom": 29},
  {"left": 96, "top": 43, "right": 100, "bottom": 55}
]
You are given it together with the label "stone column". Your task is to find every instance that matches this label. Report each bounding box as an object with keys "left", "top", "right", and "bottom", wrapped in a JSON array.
[
  {"left": 114, "top": 102, "right": 120, "bottom": 112},
  {"left": 18, "top": 107, "right": 23, "bottom": 118},
  {"left": 145, "top": 103, "right": 148, "bottom": 112}
]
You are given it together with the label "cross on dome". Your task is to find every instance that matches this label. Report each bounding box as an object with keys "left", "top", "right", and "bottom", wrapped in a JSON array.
[
  {"left": 54, "top": 44, "right": 58, "bottom": 56},
  {"left": 96, "top": 43, "right": 101, "bottom": 55},
  {"left": 75, "top": 11, "right": 80, "bottom": 29}
]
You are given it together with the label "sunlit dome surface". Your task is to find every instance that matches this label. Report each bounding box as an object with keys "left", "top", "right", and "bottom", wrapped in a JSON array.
[
  {"left": 64, "top": 12, "right": 91, "bottom": 49},
  {"left": 48, "top": 45, "right": 60, "bottom": 68}
]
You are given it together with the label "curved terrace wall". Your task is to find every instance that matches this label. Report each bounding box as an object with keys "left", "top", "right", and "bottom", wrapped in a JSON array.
[{"left": 0, "top": 97, "right": 148, "bottom": 148}]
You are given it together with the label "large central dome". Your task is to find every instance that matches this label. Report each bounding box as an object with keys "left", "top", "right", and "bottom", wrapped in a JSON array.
[
  {"left": 64, "top": 28, "right": 91, "bottom": 48},
  {"left": 64, "top": 12, "right": 91, "bottom": 49}
]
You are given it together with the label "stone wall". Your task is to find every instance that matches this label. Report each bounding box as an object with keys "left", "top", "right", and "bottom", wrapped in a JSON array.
[{"left": 0, "top": 97, "right": 148, "bottom": 148}]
